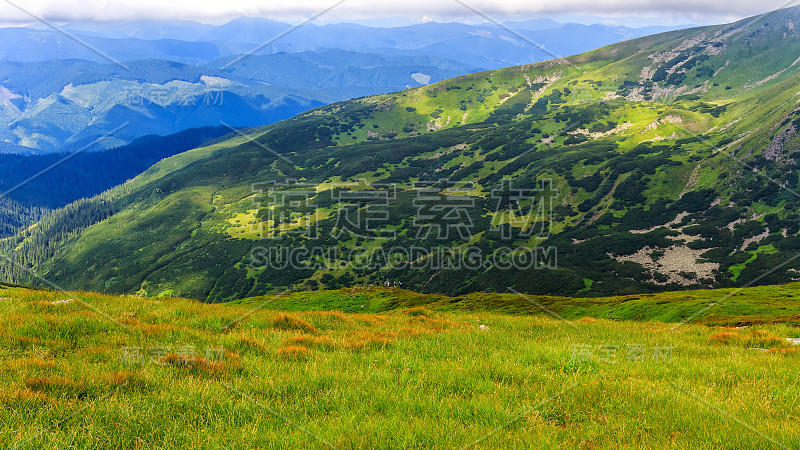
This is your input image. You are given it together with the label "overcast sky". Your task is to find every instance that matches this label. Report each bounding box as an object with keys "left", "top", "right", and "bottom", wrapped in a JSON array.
[{"left": 1, "top": 0, "right": 798, "bottom": 27}]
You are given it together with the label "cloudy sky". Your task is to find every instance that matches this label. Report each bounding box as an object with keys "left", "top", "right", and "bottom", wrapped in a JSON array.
[{"left": 1, "top": 0, "right": 798, "bottom": 26}]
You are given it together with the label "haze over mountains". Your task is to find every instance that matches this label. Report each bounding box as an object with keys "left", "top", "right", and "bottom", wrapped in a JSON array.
[
  {"left": 4, "top": 6, "right": 800, "bottom": 301},
  {"left": 11, "top": 18, "right": 683, "bottom": 66},
  {"left": 0, "top": 18, "right": 683, "bottom": 154}
]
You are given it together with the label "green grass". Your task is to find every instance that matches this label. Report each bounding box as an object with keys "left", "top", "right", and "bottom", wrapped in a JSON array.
[
  {"left": 234, "top": 282, "right": 800, "bottom": 326},
  {"left": 1, "top": 282, "right": 798, "bottom": 448}
]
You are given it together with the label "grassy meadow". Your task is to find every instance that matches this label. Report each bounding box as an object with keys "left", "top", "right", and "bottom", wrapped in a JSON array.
[{"left": 1, "top": 282, "right": 798, "bottom": 448}]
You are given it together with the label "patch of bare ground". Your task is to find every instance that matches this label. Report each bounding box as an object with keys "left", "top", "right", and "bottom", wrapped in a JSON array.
[
  {"left": 763, "top": 123, "right": 798, "bottom": 163},
  {"left": 629, "top": 212, "right": 690, "bottom": 235},
  {"left": 713, "top": 60, "right": 730, "bottom": 76},
  {"left": 744, "top": 69, "right": 788, "bottom": 90},
  {"left": 713, "top": 130, "right": 752, "bottom": 153},
  {"left": 642, "top": 115, "right": 683, "bottom": 132},
  {"left": 427, "top": 115, "right": 451, "bottom": 132},
  {"left": 569, "top": 121, "right": 632, "bottom": 140},
  {"left": 679, "top": 164, "right": 702, "bottom": 198},
  {"left": 427, "top": 143, "right": 467, "bottom": 160},
  {"left": 740, "top": 228, "right": 770, "bottom": 251},
  {"left": 614, "top": 245, "right": 719, "bottom": 286},
  {"left": 523, "top": 73, "right": 560, "bottom": 110}
]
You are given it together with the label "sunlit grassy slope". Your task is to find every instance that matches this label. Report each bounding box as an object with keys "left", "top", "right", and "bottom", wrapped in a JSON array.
[{"left": 2, "top": 282, "right": 798, "bottom": 448}]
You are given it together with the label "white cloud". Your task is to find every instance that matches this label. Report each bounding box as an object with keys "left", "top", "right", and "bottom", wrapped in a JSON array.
[{"left": 0, "top": 0, "right": 795, "bottom": 24}]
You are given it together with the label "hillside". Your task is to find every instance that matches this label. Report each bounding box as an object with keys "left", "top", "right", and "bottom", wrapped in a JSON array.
[
  {"left": 5, "top": 7, "right": 800, "bottom": 300},
  {"left": 1, "top": 282, "right": 798, "bottom": 447}
]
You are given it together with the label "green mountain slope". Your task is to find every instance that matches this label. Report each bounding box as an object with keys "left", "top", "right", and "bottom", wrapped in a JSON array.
[{"left": 6, "top": 7, "right": 800, "bottom": 301}]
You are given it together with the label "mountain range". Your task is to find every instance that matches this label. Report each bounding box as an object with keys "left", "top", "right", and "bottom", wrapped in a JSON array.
[
  {"left": 0, "top": 18, "right": 682, "bottom": 154},
  {"left": 4, "top": 6, "right": 800, "bottom": 301},
  {"left": 14, "top": 18, "right": 684, "bottom": 67}
]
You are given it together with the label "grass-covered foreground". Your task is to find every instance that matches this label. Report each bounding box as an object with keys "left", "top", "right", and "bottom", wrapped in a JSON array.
[{"left": 1, "top": 282, "right": 799, "bottom": 448}]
